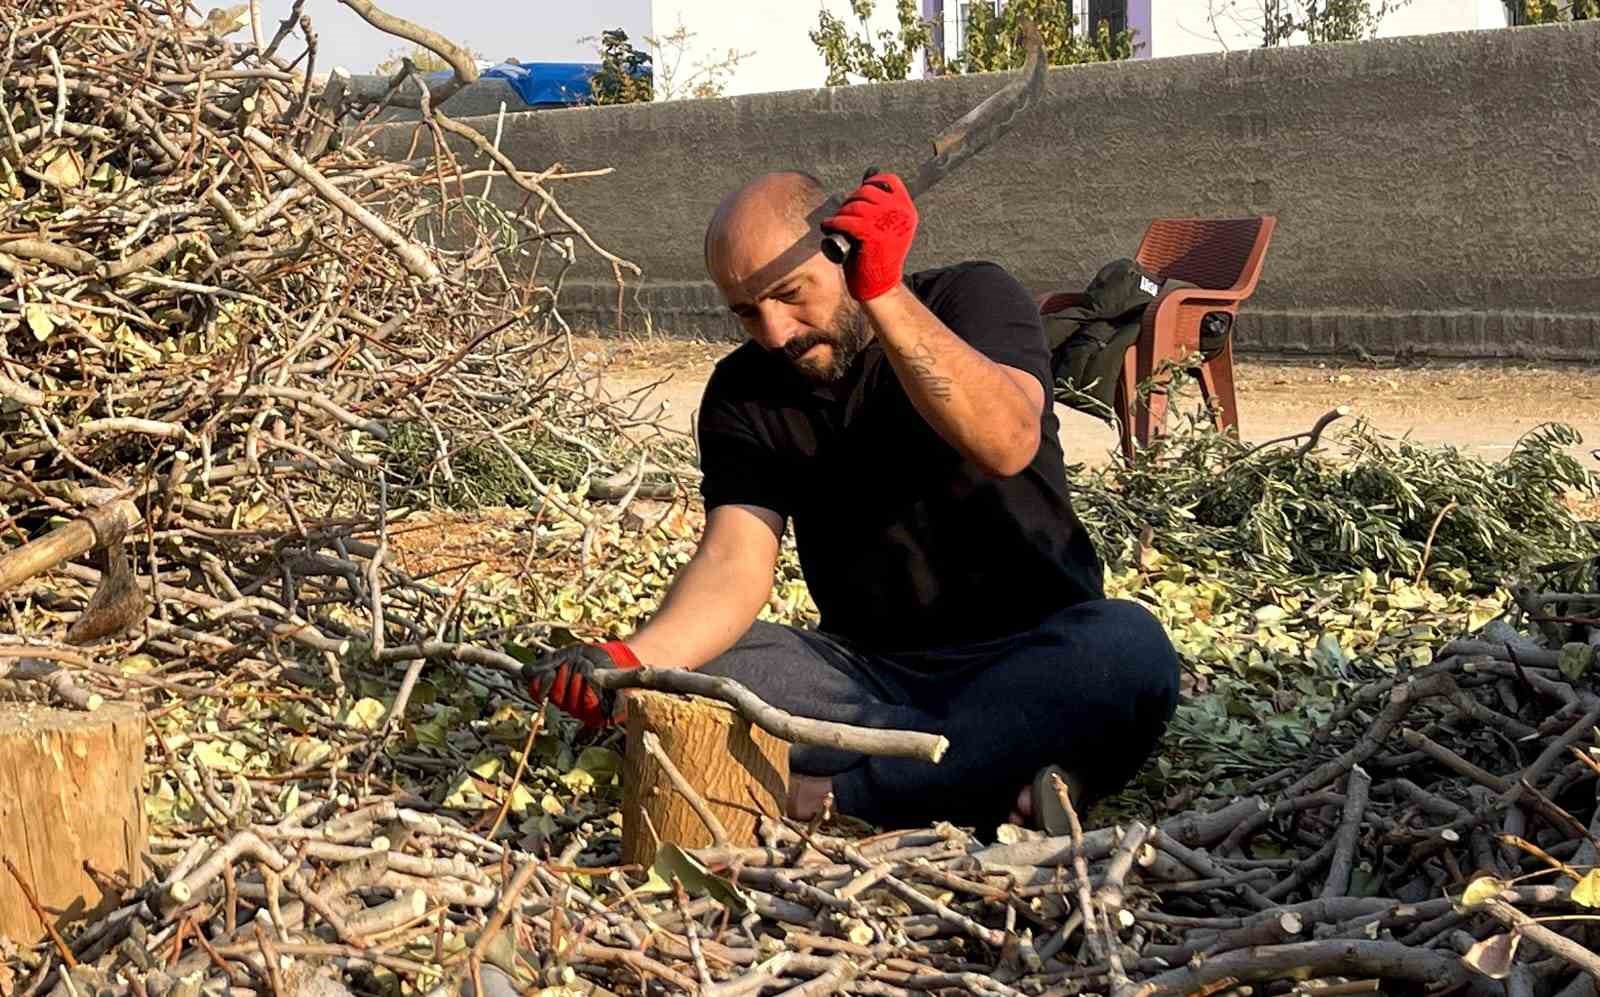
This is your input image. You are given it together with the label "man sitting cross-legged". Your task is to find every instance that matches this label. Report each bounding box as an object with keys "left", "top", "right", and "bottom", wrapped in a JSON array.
[{"left": 521, "top": 169, "right": 1180, "bottom": 832}]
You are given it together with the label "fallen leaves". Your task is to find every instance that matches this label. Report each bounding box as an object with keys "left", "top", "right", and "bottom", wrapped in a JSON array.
[
  {"left": 1570, "top": 869, "right": 1600, "bottom": 908},
  {"left": 1462, "top": 931, "right": 1520, "bottom": 979},
  {"left": 1462, "top": 876, "right": 1506, "bottom": 908}
]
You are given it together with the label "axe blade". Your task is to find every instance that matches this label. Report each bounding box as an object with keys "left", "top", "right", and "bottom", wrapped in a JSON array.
[{"left": 822, "top": 18, "right": 1048, "bottom": 264}]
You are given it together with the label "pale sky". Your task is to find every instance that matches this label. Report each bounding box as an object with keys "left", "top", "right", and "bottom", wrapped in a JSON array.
[{"left": 251, "top": 1, "right": 652, "bottom": 73}]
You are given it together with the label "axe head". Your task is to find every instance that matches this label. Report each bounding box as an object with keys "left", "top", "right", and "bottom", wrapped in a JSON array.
[{"left": 65, "top": 511, "right": 149, "bottom": 645}]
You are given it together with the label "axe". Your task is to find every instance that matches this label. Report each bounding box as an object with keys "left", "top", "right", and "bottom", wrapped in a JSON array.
[
  {"left": 0, "top": 497, "right": 150, "bottom": 643},
  {"left": 821, "top": 19, "right": 1049, "bottom": 265}
]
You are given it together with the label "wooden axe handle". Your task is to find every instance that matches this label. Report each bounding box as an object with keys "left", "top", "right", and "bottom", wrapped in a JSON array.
[{"left": 0, "top": 499, "right": 141, "bottom": 595}]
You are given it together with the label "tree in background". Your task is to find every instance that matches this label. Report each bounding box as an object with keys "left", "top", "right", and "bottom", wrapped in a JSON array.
[
  {"left": 810, "top": 0, "right": 933, "bottom": 84},
  {"left": 1207, "top": 0, "right": 1410, "bottom": 46},
  {"left": 646, "top": 19, "right": 753, "bottom": 100},
  {"left": 591, "top": 29, "right": 654, "bottom": 104},
  {"left": 945, "top": 0, "right": 1138, "bottom": 72},
  {"left": 811, "top": 0, "right": 1136, "bottom": 85},
  {"left": 586, "top": 23, "right": 751, "bottom": 103},
  {"left": 373, "top": 43, "right": 483, "bottom": 76},
  {"left": 1516, "top": 0, "right": 1596, "bottom": 21}
]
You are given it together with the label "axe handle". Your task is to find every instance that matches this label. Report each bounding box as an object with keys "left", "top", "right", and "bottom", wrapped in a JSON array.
[
  {"left": 0, "top": 499, "right": 141, "bottom": 595},
  {"left": 820, "top": 231, "right": 854, "bottom": 265},
  {"left": 819, "top": 165, "right": 883, "bottom": 267}
]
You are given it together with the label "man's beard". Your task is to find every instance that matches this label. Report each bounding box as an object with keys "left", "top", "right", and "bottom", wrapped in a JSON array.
[{"left": 780, "top": 299, "right": 869, "bottom": 383}]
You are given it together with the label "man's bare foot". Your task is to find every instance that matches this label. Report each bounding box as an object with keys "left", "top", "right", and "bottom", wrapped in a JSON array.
[
  {"left": 1007, "top": 784, "right": 1033, "bottom": 827},
  {"left": 787, "top": 774, "right": 834, "bottom": 821}
]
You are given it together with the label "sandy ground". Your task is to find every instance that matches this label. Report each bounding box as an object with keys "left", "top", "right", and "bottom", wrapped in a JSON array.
[{"left": 571, "top": 336, "right": 1600, "bottom": 469}]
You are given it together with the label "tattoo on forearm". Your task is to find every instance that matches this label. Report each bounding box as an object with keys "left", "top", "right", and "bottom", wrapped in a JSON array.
[{"left": 904, "top": 343, "right": 955, "bottom": 401}]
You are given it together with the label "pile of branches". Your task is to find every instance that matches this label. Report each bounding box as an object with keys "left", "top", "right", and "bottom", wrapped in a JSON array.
[
  {"left": 14, "top": 599, "right": 1600, "bottom": 997},
  {"left": 0, "top": 0, "right": 691, "bottom": 709}
]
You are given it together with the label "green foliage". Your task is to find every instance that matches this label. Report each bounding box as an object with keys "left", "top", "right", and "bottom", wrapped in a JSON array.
[
  {"left": 1074, "top": 416, "right": 1598, "bottom": 586},
  {"left": 646, "top": 19, "right": 753, "bottom": 100},
  {"left": 591, "top": 29, "right": 654, "bottom": 105},
  {"left": 810, "top": 0, "right": 1136, "bottom": 83},
  {"left": 944, "top": 0, "right": 1138, "bottom": 73},
  {"left": 1074, "top": 385, "right": 1598, "bottom": 810},
  {"left": 1518, "top": 0, "right": 1598, "bottom": 21},
  {"left": 810, "top": 0, "right": 935, "bottom": 84},
  {"left": 1254, "top": 0, "right": 1408, "bottom": 45}
]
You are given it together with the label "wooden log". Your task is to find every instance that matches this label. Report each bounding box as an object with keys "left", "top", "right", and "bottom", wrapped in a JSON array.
[
  {"left": 0, "top": 702, "right": 147, "bottom": 943},
  {"left": 622, "top": 691, "right": 789, "bottom": 868}
]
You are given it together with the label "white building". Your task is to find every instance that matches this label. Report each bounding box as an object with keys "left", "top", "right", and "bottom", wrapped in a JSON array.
[
  {"left": 1111, "top": 0, "right": 1515, "bottom": 59},
  {"left": 645, "top": 0, "right": 910, "bottom": 98},
  {"left": 648, "top": 0, "right": 1521, "bottom": 98}
]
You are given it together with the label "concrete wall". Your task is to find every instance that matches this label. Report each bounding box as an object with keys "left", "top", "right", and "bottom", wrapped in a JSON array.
[{"left": 385, "top": 20, "right": 1600, "bottom": 360}]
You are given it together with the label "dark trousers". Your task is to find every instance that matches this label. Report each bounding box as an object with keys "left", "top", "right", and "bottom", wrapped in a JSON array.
[{"left": 698, "top": 598, "right": 1181, "bottom": 831}]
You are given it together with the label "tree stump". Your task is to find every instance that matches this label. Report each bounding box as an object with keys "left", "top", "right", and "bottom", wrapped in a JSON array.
[
  {"left": 0, "top": 702, "right": 146, "bottom": 943},
  {"left": 621, "top": 691, "right": 789, "bottom": 867}
]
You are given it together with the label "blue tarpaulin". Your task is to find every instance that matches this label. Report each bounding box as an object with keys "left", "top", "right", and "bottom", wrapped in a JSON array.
[{"left": 426, "top": 62, "right": 603, "bottom": 108}]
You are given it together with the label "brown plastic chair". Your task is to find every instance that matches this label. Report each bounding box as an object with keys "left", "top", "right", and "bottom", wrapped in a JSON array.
[{"left": 1040, "top": 215, "right": 1276, "bottom": 460}]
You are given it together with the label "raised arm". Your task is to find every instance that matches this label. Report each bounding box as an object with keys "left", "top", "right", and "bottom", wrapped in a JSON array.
[
  {"left": 821, "top": 172, "right": 1046, "bottom": 477},
  {"left": 863, "top": 282, "right": 1044, "bottom": 477}
]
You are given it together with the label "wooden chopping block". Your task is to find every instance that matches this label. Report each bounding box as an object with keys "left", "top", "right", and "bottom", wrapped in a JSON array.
[
  {"left": 0, "top": 702, "right": 147, "bottom": 944},
  {"left": 621, "top": 690, "right": 789, "bottom": 867}
]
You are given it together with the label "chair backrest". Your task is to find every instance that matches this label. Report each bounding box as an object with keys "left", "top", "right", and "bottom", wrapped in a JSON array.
[{"left": 1134, "top": 216, "right": 1276, "bottom": 295}]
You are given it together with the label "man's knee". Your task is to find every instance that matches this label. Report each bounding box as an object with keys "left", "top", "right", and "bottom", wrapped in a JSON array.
[{"left": 1057, "top": 597, "right": 1180, "bottom": 702}]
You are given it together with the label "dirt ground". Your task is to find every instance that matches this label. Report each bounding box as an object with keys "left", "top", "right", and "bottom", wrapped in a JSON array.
[{"left": 571, "top": 335, "right": 1600, "bottom": 470}]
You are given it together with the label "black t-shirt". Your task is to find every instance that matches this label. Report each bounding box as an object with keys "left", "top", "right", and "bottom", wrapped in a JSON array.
[{"left": 696, "top": 261, "right": 1105, "bottom": 652}]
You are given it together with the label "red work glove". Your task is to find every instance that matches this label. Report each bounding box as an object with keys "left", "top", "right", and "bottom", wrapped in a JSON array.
[
  {"left": 821, "top": 170, "right": 918, "bottom": 302},
  {"left": 522, "top": 640, "right": 640, "bottom": 728}
]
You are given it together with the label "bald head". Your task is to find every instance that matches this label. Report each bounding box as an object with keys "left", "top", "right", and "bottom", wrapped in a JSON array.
[
  {"left": 700, "top": 171, "right": 866, "bottom": 382},
  {"left": 704, "top": 171, "right": 831, "bottom": 282}
]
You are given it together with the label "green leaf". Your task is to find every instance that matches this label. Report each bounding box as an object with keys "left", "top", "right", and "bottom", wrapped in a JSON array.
[
  {"left": 1461, "top": 876, "right": 1504, "bottom": 907},
  {"left": 1312, "top": 633, "right": 1349, "bottom": 671},
  {"left": 441, "top": 774, "right": 487, "bottom": 810},
  {"left": 644, "top": 844, "right": 754, "bottom": 914},
  {"left": 1570, "top": 869, "right": 1600, "bottom": 908},
  {"left": 1253, "top": 605, "right": 1287, "bottom": 624},
  {"left": 287, "top": 737, "right": 331, "bottom": 767},
  {"left": 119, "top": 654, "right": 158, "bottom": 674},
  {"left": 507, "top": 783, "right": 536, "bottom": 815},
  {"left": 1560, "top": 643, "right": 1595, "bottom": 682},
  {"left": 344, "top": 696, "right": 388, "bottom": 731},
  {"left": 192, "top": 740, "right": 241, "bottom": 773},
  {"left": 575, "top": 746, "right": 622, "bottom": 782},
  {"left": 413, "top": 709, "right": 454, "bottom": 750},
  {"left": 24, "top": 304, "right": 55, "bottom": 341},
  {"left": 1467, "top": 605, "right": 1499, "bottom": 632},
  {"left": 1387, "top": 587, "right": 1426, "bottom": 611},
  {"left": 501, "top": 642, "right": 543, "bottom": 669},
  {"left": 559, "top": 768, "right": 596, "bottom": 794}
]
